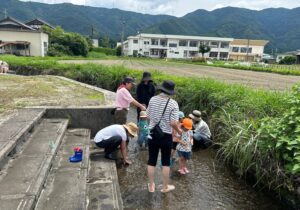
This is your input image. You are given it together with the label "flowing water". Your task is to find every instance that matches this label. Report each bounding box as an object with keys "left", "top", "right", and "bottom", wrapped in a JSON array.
[{"left": 117, "top": 111, "right": 287, "bottom": 210}]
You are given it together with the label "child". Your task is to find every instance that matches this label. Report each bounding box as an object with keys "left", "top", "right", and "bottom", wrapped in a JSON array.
[
  {"left": 171, "top": 111, "right": 185, "bottom": 163},
  {"left": 176, "top": 118, "right": 193, "bottom": 175},
  {"left": 137, "top": 111, "right": 149, "bottom": 149}
]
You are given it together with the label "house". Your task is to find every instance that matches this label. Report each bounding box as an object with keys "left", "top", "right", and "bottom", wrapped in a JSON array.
[
  {"left": 276, "top": 50, "right": 300, "bottom": 63},
  {"left": 228, "top": 39, "right": 269, "bottom": 62},
  {"left": 0, "top": 16, "right": 49, "bottom": 57},
  {"left": 123, "top": 33, "right": 269, "bottom": 61},
  {"left": 25, "top": 18, "right": 55, "bottom": 30},
  {"left": 123, "top": 33, "right": 233, "bottom": 60}
]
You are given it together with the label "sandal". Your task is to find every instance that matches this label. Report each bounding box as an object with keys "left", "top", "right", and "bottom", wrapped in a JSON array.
[
  {"left": 183, "top": 167, "right": 190, "bottom": 173},
  {"left": 161, "top": 185, "right": 175, "bottom": 193},
  {"left": 148, "top": 183, "right": 155, "bottom": 193},
  {"left": 178, "top": 169, "right": 186, "bottom": 175}
]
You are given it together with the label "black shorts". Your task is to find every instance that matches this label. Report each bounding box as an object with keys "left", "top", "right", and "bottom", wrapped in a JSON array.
[
  {"left": 172, "top": 141, "right": 178, "bottom": 150},
  {"left": 147, "top": 133, "right": 172, "bottom": 167}
]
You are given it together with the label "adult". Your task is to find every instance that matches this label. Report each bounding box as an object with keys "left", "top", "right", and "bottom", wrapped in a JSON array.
[
  {"left": 94, "top": 122, "right": 138, "bottom": 164},
  {"left": 136, "top": 72, "right": 156, "bottom": 120},
  {"left": 146, "top": 80, "right": 182, "bottom": 193},
  {"left": 114, "top": 77, "right": 146, "bottom": 124},
  {"left": 189, "top": 110, "right": 212, "bottom": 149}
]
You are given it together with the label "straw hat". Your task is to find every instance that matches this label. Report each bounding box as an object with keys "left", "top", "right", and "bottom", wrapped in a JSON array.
[
  {"left": 123, "top": 122, "right": 138, "bottom": 137},
  {"left": 188, "top": 110, "right": 202, "bottom": 121},
  {"left": 139, "top": 111, "right": 147, "bottom": 118},
  {"left": 181, "top": 118, "right": 193, "bottom": 130}
]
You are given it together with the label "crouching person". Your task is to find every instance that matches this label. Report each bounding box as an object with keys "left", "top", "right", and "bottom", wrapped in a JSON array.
[
  {"left": 94, "top": 122, "right": 138, "bottom": 164},
  {"left": 189, "top": 110, "right": 212, "bottom": 149}
]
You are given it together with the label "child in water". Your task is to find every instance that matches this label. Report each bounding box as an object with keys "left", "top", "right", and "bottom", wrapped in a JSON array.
[
  {"left": 137, "top": 111, "right": 149, "bottom": 149},
  {"left": 175, "top": 118, "right": 193, "bottom": 175}
]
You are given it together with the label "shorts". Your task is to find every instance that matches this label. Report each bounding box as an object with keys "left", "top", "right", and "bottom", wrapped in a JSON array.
[{"left": 177, "top": 150, "right": 191, "bottom": 160}]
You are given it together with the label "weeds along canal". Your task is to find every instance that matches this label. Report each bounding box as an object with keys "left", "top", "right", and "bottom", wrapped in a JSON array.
[{"left": 116, "top": 110, "right": 287, "bottom": 210}]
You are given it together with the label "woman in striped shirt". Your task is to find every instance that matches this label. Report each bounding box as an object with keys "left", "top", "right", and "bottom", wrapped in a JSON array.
[{"left": 146, "top": 80, "right": 182, "bottom": 193}]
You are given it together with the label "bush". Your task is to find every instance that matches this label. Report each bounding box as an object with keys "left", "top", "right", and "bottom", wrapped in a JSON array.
[
  {"left": 191, "top": 57, "right": 206, "bottom": 63},
  {"left": 116, "top": 46, "right": 122, "bottom": 56},
  {"left": 279, "top": 56, "right": 296, "bottom": 65}
]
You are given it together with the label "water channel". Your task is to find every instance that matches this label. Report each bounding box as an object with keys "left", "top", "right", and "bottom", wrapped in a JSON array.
[{"left": 117, "top": 111, "right": 287, "bottom": 210}]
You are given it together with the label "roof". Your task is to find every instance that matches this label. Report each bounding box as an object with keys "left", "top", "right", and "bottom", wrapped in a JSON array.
[
  {"left": 129, "top": 33, "right": 234, "bottom": 42},
  {"left": 231, "top": 39, "right": 269, "bottom": 46},
  {"left": 0, "top": 16, "right": 35, "bottom": 31},
  {"left": 25, "top": 18, "right": 55, "bottom": 29}
]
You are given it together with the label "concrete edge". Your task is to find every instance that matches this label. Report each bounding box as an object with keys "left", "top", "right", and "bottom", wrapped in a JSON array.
[{"left": 26, "top": 119, "right": 69, "bottom": 208}]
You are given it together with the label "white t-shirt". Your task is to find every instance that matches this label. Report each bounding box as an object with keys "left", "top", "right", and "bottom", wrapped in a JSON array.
[
  {"left": 194, "top": 120, "right": 211, "bottom": 138},
  {"left": 94, "top": 125, "right": 127, "bottom": 143}
]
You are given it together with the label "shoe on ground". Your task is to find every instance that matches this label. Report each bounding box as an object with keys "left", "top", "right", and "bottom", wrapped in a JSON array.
[
  {"left": 105, "top": 153, "right": 117, "bottom": 160},
  {"left": 178, "top": 169, "right": 186, "bottom": 175}
]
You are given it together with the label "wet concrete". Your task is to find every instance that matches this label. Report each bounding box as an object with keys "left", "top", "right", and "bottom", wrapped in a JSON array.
[{"left": 117, "top": 109, "right": 287, "bottom": 210}]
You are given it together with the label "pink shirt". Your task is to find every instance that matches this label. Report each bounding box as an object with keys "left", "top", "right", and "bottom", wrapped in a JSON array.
[{"left": 115, "top": 87, "right": 134, "bottom": 110}]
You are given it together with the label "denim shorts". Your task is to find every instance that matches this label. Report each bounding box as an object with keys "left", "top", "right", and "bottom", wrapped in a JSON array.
[{"left": 177, "top": 150, "right": 191, "bottom": 160}]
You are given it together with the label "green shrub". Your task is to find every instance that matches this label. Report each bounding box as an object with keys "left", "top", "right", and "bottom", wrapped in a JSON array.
[{"left": 279, "top": 56, "right": 296, "bottom": 65}]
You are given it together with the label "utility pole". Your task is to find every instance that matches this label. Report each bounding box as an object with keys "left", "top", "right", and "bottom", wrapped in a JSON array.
[
  {"left": 246, "top": 38, "right": 250, "bottom": 62},
  {"left": 121, "top": 20, "right": 125, "bottom": 56}
]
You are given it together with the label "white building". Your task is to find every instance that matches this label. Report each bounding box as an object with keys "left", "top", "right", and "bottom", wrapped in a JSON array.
[
  {"left": 123, "top": 33, "right": 268, "bottom": 61},
  {"left": 0, "top": 17, "right": 49, "bottom": 57}
]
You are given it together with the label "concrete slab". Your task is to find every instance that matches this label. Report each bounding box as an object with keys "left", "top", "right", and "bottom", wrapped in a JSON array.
[
  {"left": 0, "top": 195, "right": 35, "bottom": 210},
  {"left": 0, "top": 118, "right": 68, "bottom": 210},
  {"left": 0, "top": 108, "right": 45, "bottom": 169},
  {"left": 35, "top": 129, "right": 90, "bottom": 210},
  {"left": 87, "top": 150, "right": 123, "bottom": 210}
]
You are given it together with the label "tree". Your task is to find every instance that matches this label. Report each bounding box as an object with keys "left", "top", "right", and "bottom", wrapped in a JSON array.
[
  {"left": 116, "top": 45, "right": 122, "bottom": 56},
  {"left": 199, "top": 44, "right": 211, "bottom": 57}
]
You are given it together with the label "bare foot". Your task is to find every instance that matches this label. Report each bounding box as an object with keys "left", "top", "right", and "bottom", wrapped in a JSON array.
[{"left": 161, "top": 185, "right": 175, "bottom": 193}]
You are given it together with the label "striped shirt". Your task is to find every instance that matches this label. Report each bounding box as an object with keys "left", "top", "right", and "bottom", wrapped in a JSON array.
[{"left": 147, "top": 93, "right": 179, "bottom": 134}]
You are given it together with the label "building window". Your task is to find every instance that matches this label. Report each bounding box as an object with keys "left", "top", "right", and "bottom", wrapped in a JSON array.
[
  {"left": 240, "top": 47, "right": 252, "bottom": 53},
  {"left": 169, "top": 43, "right": 177, "bottom": 48},
  {"left": 144, "top": 41, "right": 149, "bottom": 45},
  {"left": 183, "top": 50, "right": 188, "bottom": 57},
  {"left": 16, "top": 44, "right": 26, "bottom": 50},
  {"left": 199, "top": 41, "right": 208, "bottom": 46},
  {"left": 160, "top": 39, "right": 167, "bottom": 46},
  {"left": 151, "top": 39, "right": 159, "bottom": 45},
  {"left": 133, "top": 40, "right": 138, "bottom": 44},
  {"left": 231, "top": 47, "right": 239, "bottom": 52},
  {"left": 133, "top": 50, "right": 138, "bottom": 56},
  {"left": 144, "top": 52, "right": 149, "bottom": 56},
  {"left": 189, "top": 51, "right": 198, "bottom": 57},
  {"left": 220, "top": 52, "right": 228, "bottom": 59},
  {"left": 248, "top": 48, "right": 252, "bottom": 53},
  {"left": 175, "top": 52, "right": 179, "bottom": 54},
  {"left": 43, "top": 42, "right": 48, "bottom": 53},
  {"left": 220, "top": 42, "right": 229, "bottom": 48},
  {"left": 210, "top": 41, "right": 219, "bottom": 48},
  {"left": 189, "top": 41, "right": 198, "bottom": 47},
  {"left": 150, "top": 49, "right": 159, "bottom": 55},
  {"left": 209, "top": 52, "right": 218, "bottom": 58},
  {"left": 179, "top": 40, "right": 188, "bottom": 47}
]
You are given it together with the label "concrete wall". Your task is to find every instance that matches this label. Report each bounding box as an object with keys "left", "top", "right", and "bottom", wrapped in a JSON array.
[
  {"left": 45, "top": 108, "right": 115, "bottom": 137},
  {"left": 0, "top": 30, "right": 48, "bottom": 56}
]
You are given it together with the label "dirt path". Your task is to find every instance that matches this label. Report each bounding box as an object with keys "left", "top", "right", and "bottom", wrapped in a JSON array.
[{"left": 60, "top": 60, "right": 300, "bottom": 91}]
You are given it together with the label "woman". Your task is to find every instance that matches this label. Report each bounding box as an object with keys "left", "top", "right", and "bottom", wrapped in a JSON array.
[
  {"left": 136, "top": 72, "right": 156, "bottom": 120},
  {"left": 114, "top": 76, "right": 146, "bottom": 124},
  {"left": 146, "top": 80, "right": 182, "bottom": 193}
]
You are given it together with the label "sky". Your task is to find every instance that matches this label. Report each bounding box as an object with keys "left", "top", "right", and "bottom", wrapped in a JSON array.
[{"left": 20, "top": 0, "right": 300, "bottom": 17}]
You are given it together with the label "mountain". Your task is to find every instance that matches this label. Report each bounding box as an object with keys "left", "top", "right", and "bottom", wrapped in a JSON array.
[
  {"left": 1, "top": 0, "right": 300, "bottom": 52},
  {"left": 1, "top": 0, "right": 173, "bottom": 40},
  {"left": 143, "top": 7, "right": 300, "bottom": 53}
]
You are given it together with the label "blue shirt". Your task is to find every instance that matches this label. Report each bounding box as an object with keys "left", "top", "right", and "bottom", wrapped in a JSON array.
[{"left": 138, "top": 119, "right": 149, "bottom": 136}]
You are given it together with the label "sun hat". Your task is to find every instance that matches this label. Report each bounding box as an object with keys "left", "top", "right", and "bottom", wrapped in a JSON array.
[
  {"left": 139, "top": 111, "right": 147, "bottom": 118},
  {"left": 188, "top": 110, "right": 202, "bottom": 121},
  {"left": 178, "top": 111, "right": 185, "bottom": 119},
  {"left": 181, "top": 118, "right": 193, "bottom": 130},
  {"left": 142, "top": 72, "right": 152, "bottom": 81},
  {"left": 158, "top": 80, "right": 176, "bottom": 95},
  {"left": 123, "top": 122, "right": 138, "bottom": 137},
  {"left": 123, "top": 76, "right": 136, "bottom": 85}
]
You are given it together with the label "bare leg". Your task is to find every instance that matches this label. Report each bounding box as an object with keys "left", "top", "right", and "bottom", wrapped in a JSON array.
[
  {"left": 178, "top": 156, "right": 184, "bottom": 169},
  {"left": 147, "top": 165, "right": 155, "bottom": 191},
  {"left": 162, "top": 166, "right": 170, "bottom": 190}
]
